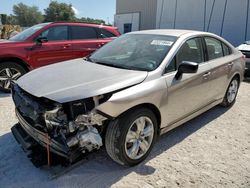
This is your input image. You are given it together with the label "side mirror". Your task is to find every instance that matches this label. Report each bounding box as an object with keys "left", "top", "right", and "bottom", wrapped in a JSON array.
[
  {"left": 36, "top": 37, "right": 48, "bottom": 45},
  {"left": 175, "top": 61, "right": 199, "bottom": 80},
  {"left": 99, "top": 33, "right": 106, "bottom": 38}
]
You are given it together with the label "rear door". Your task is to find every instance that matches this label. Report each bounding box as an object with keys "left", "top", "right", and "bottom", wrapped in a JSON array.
[
  {"left": 70, "top": 26, "right": 105, "bottom": 58},
  {"left": 30, "top": 25, "right": 73, "bottom": 67},
  {"left": 204, "top": 37, "right": 233, "bottom": 100},
  {"left": 163, "top": 37, "right": 213, "bottom": 125}
]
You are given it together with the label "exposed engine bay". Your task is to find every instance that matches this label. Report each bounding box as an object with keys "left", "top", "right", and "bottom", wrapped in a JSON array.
[{"left": 11, "top": 83, "right": 112, "bottom": 166}]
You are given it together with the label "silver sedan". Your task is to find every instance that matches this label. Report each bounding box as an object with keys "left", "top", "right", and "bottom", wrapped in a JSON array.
[{"left": 11, "top": 30, "right": 245, "bottom": 167}]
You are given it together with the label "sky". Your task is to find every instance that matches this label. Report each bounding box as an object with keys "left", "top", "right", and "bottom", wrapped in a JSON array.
[{"left": 0, "top": 0, "right": 116, "bottom": 23}]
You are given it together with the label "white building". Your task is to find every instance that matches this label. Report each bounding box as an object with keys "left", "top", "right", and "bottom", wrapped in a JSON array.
[{"left": 115, "top": 0, "right": 250, "bottom": 46}]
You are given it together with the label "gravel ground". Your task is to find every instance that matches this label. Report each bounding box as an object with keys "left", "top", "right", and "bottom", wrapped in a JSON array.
[{"left": 0, "top": 82, "right": 250, "bottom": 188}]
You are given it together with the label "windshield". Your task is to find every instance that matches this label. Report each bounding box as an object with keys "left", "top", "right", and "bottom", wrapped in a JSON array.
[
  {"left": 89, "top": 34, "right": 177, "bottom": 71},
  {"left": 9, "top": 23, "right": 50, "bottom": 41}
]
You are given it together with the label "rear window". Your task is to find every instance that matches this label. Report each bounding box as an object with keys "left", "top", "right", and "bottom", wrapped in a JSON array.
[
  {"left": 205, "top": 37, "right": 224, "bottom": 60},
  {"left": 71, "top": 26, "right": 98, "bottom": 40},
  {"left": 222, "top": 43, "right": 232, "bottom": 56}
]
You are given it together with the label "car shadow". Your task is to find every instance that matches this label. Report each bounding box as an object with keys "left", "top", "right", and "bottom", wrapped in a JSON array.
[
  {"left": 244, "top": 78, "right": 250, "bottom": 83},
  {"left": 0, "top": 105, "right": 229, "bottom": 187}
]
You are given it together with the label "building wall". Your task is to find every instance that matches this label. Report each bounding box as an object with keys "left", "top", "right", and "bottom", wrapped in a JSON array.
[
  {"left": 115, "top": 0, "right": 250, "bottom": 45},
  {"left": 156, "top": 0, "right": 250, "bottom": 46},
  {"left": 116, "top": 0, "right": 158, "bottom": 30},
  {"left": 114, "top": 13, "right": 140, "bottom": 33}
]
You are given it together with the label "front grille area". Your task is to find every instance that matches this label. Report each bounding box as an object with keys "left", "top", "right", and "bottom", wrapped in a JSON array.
[
  {"left": 241, "top": 50, "right": 250, "bottom": 58},
  {"left": 11, "top": 83, "right": 55, "bottom": 132}
]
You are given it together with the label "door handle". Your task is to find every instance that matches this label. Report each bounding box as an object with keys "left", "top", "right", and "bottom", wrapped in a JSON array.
[
  {"left": 203, "top": 72, "right": 211, "bottom": 79},
  {"left": 62, "top": 44, "right": 72, "bottom": 49},
  {"left": 228, "top": 62, "right": 234, "bottom": 68},
  {"left": 98, "top": 43, "right": 105, "bottom": 48}
]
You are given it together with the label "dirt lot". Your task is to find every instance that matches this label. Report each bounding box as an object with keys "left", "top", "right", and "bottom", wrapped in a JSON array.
[{"left": 0, "top": 82, "right": 250, "bottom": 188}]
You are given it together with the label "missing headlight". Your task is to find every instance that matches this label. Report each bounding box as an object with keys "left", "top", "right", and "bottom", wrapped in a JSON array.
[
  {"left": 44, "top": 105, "right": 67, "bottom": 131},
  {"left": 41, "top": 94, "right": 112, "bottom": 155},
  {"left": 65, "top": 93, "right": 112, "bottom": 120}
]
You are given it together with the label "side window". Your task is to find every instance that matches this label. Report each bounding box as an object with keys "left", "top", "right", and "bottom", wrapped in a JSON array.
[
  {"left": 205, "top": 37, "right": 223, "bottom": 60},
  {"left": 222, "top": 43, "right": 232, "bottom": 56},
  {"left": 40, "top": 26, "right": 68, "bottom": 41},
  {"left": 99, "top": 28, "right": 116, "bottom": 38},
  {"left": 165, "top": 38, "right": 204, "bottom": 73},
  {"left": 165, "top": 57, "right": 176, "bottom": 73},
  {"left": 71, "top": 26, "right": 98, "bottom": 40}
]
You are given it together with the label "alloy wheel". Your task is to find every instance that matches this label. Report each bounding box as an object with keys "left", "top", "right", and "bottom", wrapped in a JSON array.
[
  {"left": 227, "top": 79, "right": 238, "bottom": 103},
  {"left": 0, "top": 68, "right": 22, "bottom": 90},
  {"left": 125, "top": 116, "right": 154, "bottom": 160}
]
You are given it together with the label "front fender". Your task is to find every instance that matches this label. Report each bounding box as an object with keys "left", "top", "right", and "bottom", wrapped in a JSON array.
[{"left": 96, "top": 78, "right": 167, "bottom": 119}]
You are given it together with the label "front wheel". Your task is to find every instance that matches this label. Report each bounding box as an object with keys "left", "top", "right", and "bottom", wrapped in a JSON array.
[
  {"left": 105, "top": 108, "right": 158, "bottom": 166},
  {"left": 221, "top": 76, "right": 240, "bottom": 107},
  {"left": 0, "top": 62, "right": 26, "bottom": 92}
]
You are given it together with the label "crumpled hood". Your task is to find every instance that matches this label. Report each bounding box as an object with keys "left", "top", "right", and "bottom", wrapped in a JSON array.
[{"left": 17, "top": 59, "right": 148, "bottom": 103}]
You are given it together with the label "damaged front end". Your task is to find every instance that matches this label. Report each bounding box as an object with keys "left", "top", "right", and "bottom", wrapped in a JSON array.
[{"left": 11, "top": 83, "right": 111, "bottom": 165}]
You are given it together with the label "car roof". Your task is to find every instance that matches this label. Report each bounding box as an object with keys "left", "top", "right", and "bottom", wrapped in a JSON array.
[
  {"left": 129, "top": 29, "right": 236, "bottom": 51},
  {"left": 130, "top": 29, "right": 210, "bottom": 37},
  {"left": 48, "top": 22, "right": 116, "bottom": 29}
]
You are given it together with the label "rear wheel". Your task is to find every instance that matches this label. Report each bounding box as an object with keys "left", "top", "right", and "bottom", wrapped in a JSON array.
[
  {"left": 0, "top": 62, "right": 26, "bottom": 92},
  {"left": 105, "top": 108, "right": 158, "bottom": 166},
  {"left": 221, "top": 76, "right": 239, "bottom": 107}
]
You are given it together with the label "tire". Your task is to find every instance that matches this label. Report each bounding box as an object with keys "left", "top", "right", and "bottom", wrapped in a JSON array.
[
  {"left": 220, "top": 76, "right": 240, "bottom": 107},
  {"left": 0, "top": 62, "right": 27, "bottom": 92},
  {"left": 105, "top": 108, "right": 158, "bottom": 166}
]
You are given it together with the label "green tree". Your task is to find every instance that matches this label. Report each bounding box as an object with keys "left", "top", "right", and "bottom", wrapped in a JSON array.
[
  {"left": 1, "top": 14, "right": 18, "bottom": 25},
  {"left": 6, "top": 15, "right": 18, "bottom": 25},
  {"left": 44, "top": 1, "right": 75, "bottom": 22},
  {"left": 0, "top": 14, "right": 7, "bottom": 24},
  {"left": 13, "top": 3, "right": 43, "bottom": 26}
]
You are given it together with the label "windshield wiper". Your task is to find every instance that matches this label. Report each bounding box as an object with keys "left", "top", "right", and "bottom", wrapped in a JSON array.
[
  {"left": 83, "top": 56, "right": 93, "bottom": 62},
  {"left": 86, "top": 58, "right": 149, "bottom": 71},
  {"left": 94, "top": 61, "right": 131, "bottom": 70}
]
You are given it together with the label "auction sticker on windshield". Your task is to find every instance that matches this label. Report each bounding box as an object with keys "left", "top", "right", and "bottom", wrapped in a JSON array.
[{"left": 151, "top": 40, "right": 174, "bottom": 46}]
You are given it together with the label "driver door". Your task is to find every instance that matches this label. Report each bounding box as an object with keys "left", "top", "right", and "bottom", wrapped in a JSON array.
[
  {"left": 30, "top": 25, "right": 74, "bottom": 67},
  {"left": 163, "top": 37, "right": 213, "bottom": 125}
]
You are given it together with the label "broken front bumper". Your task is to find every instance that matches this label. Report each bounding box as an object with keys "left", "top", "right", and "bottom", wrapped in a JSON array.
[
  {"left": 11, "top": 110, "right": 82, "bottom": 163},
  {"left": 245, "top": 59, "right": 250, "bottom": 77}
]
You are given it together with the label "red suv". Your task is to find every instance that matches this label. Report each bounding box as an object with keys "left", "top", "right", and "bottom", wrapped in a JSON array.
[{"left": 0, "top": 22, "right": 120, "bottom": 92}]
